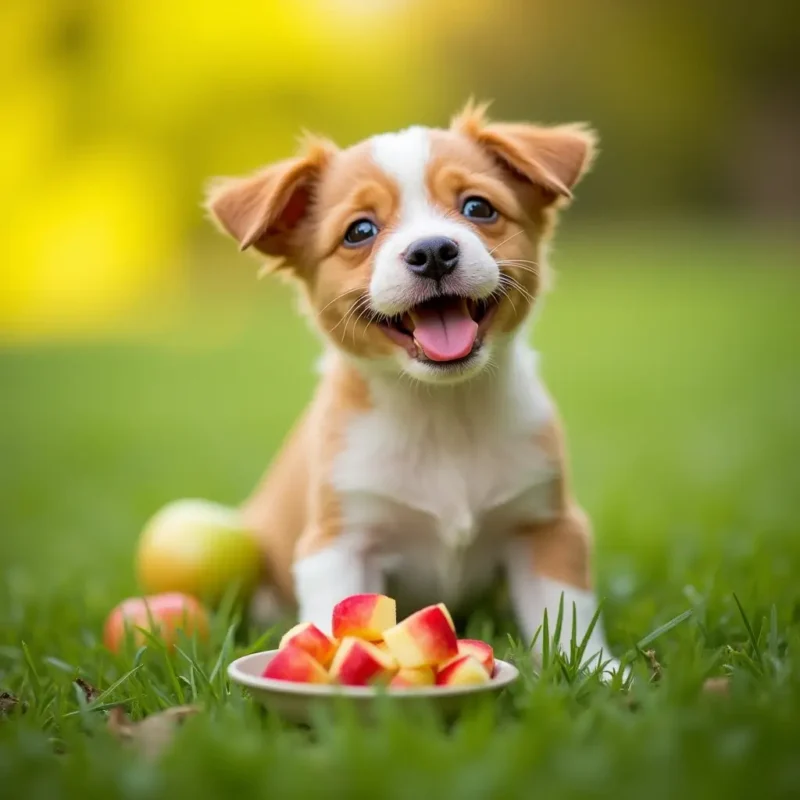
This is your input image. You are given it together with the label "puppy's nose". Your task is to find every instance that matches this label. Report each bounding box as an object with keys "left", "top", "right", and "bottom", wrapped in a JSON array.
[{"left": 403, "top": 236, "right": 460, "bottom": 281}]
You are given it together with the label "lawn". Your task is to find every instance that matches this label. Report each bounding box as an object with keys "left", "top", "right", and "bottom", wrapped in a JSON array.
[{"left": 2, "top": 228, "right": 800, "bottom": 799}]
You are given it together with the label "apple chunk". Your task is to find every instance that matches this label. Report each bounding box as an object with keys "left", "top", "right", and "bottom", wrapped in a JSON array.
[
  {"left": 262, "top": 645, "right": 329, "bottom": 684},
  {"left": 329, "top": 637, "right": 398, "bottom": 686},
  {"left": 332, "top": 594, "right": 396, "bottom": 641},
  {"left": 435, "top": 655, "right": 491, "bottom": 687},
  {"left": 279, "top": 622, "right": 337, "bottom": 668},
  {"left": 382, "top": 605, "right": 458, "bottom": 668},
  {"left": 455, "top": 639, "right": 495, "bottom": 675},
  {"left": 389, "top": 667, "right": 435, "bottom": 688}
]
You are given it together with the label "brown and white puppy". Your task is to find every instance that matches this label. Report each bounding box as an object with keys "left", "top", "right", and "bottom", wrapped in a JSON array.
[{"left": 203, "top": 101, "right": 618, "bottom": 672}]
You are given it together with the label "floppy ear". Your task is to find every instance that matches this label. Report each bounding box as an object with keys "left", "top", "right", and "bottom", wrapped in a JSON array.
[
  {"left": 206, "top": 137, "right": 336, "bottom": 259},
  {"left": 453, "top": 101, "right": 597, "bottom": 201}
]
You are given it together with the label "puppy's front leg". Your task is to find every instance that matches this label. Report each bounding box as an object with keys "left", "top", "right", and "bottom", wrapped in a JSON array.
[
  {"left": 292, "top": 530, "right": 384, "bottom": 636},
  {"left": 505, "top": 507, "right": 619, "bottom": 675}
]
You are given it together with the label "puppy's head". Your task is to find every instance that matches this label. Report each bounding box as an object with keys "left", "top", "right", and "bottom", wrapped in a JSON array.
[{"left": 207, "top": 102, "right": 596, "bottom": 384}]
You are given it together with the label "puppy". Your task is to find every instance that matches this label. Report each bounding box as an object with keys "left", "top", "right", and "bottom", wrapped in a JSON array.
[{"left": 203, "top": 101, "right": 618, "bottom": 673}]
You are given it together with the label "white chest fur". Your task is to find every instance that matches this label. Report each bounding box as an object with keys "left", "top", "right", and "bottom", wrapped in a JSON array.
[{"left": 328, "top": 337, "right": 559, "bottom": 610}]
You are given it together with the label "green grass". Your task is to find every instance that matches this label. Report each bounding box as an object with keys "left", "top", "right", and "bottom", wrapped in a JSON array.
[{"left": 2, "top": 229, "right": 800, "bottom": 798}]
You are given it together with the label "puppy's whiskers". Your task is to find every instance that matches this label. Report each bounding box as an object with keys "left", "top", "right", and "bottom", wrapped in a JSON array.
[
  {"left": 348, "top": 297, "right": 373, "bottom": 345},
  {"left": 318, "top": 287, "right": 364, "bottom": 316},
  {"left": 500, "top": 273, "right": 535, "bottom": 305},
  {"left": 488, "top": 229, "right": 525, "bottom": 256},
  {"left": 329, "top": 294, "right": 370, "bottom": 338}
]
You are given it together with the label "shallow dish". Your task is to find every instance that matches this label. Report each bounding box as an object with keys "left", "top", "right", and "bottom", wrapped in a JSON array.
[{"left": 228, "top": 649, "right": 519, "bottom": 724}]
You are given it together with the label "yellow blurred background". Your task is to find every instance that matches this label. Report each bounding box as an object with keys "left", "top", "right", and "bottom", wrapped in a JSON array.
[{"left": 1, "top": 0, "right": 797, "bottom": 341}]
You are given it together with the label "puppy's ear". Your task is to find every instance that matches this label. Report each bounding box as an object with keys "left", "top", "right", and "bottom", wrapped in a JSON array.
[
  {"left": 453, "top": 100, "right": 597, "bottom": 201},
  {"left": 206, "top": 136, "right": 336, "bottom": 259}
]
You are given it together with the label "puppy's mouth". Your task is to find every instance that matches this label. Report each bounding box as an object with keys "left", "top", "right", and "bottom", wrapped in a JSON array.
[{"left": 377, "top": 294, "right": 499, "bottom": 363}]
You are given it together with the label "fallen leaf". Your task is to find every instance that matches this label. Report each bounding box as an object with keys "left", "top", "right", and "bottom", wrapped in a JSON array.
[
  {"left": 702, "top": 676, "right": 731, "bottom": 696},
  {"left": 75, "top": 678, "right": 101, "bottom": 704},
  {"left": 644, "top": 649, "right": 662, "bottom": 682},
  {"left": 108, "top": 705, "right": 200, "bottom": 760}
]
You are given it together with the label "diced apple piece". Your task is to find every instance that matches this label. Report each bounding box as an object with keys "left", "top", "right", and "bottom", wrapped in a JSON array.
[
  {"left": 435, "top": 655, "right": 491, "bottom": 687},
  {"left": 389, "top": 667, "right": 435, "bottom": 688},
  {"left": 455, "top": 639, "right": 494, "bottom": 675},
  {"left": 382, "top": 605, "right": 458, "bottom": 668},
  {"left": 279, "top": 622, "right": 337, "bottom": 668},
  {"left": 329, "top": 637, "right": 398, "bottom": 686},
  {"left": 263, "top": 644, "right": 330, "bottom": 684},
  {"left": 332, "top": 594, "right": 396, "bottom": 641}
]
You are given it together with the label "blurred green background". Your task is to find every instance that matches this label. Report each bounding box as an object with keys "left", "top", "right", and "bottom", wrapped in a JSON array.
[{"left": 1, "top": 0, "right": 799, "bottom": 628}]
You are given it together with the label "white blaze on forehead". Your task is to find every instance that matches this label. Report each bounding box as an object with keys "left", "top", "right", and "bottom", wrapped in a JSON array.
[
  {"left": 370, "top": 126, "right": 431, "bottom": 220},
  {"left": 367, "top": 124, "right": 500, "bottom": 328}
]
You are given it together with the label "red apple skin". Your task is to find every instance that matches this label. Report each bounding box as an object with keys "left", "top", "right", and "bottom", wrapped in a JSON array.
[
  {"left": 436, "top": 603, "right": 456, "bottom": 631},
  {"left": 103, "top": 592, "right": 209, "bottom": 653},
  {"left": 383, "top": 605, "right": 459, "bottom": 668},
  {"left": 435, "top": 655, "right": 491, "bottom": 687},
  {"left": 279, "top": 623, "right": 338, "bottom": 668},
  {"left": 455, "top": 640, "right": 495, "bottom": 675},
  {"left": 329, "top": 637, "right": 398, "bottom": 686},
  {"left": 331, "top": 594, "right": 396, "bottom": 641},
  {"left": 262, "top": 645, "right": 330, "bottom": 684}
]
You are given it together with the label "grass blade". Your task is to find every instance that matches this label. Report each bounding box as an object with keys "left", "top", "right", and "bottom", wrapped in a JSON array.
[
  {"left": 209, "top": 621, "right": 237, "bottom": 687},
  {"left": 20, "top": 642, "right": 41, "bottom": 701},
  {"left": 92, "top": 665, "right": 142, "bottom": 705},
  {"left": 245, "top": 626, "right": 277, "bottom": 655},
  {"left": 575, "top": 602, "right": 603, "bottom": 668},
  {"left": 732, "top": 593, "right": 763, "bottom": 666},
  {"left": 621, "top": 609, "right": 693, "bottom": 665},
  {"left": 768, "top": 604, "right": 779, "bottom": 660},
  {"left": 552, "top": 593, "right": 565, "bottom": 656},
  {"left": 636, "top": 609, "right": 693, "bottom": 650},
  {"left": 541, "top": 609, "right": 550, "bottom": 669}
]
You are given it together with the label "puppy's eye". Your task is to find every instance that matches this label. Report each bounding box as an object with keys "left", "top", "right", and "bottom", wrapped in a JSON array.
[
  {"left": 461, "top": 196, "right": 497, "bottom": 222},
  {"left": 343, "top": 219, "right": 379, "bottom": 247}
]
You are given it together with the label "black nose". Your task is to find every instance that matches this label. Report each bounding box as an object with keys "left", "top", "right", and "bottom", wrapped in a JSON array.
[{"left": 403, "top": 236, "right": 460, "bottom": 281}]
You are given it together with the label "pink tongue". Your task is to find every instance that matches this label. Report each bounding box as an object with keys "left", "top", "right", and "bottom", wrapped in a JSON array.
[{"left": 411, "top": 300, "right": 478, "bottom": 362}]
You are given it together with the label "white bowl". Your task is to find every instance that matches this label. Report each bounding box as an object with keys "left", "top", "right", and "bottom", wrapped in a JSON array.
[{"left": 228, "top": 649, "right": 519, "bottom": 724}]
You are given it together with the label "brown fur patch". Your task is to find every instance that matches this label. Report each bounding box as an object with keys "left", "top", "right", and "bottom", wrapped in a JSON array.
[
  {"left": 518, "top": 413, "right": 593, "bottom": 590},
  {"left": 206, "top": 138, "right": 337, "bottom": 263},
  {"left": 295, "top": 363, "right": 372, "bottom": 562},
  {"left": 525, "top": 506, "right": 593, "bottom": 590},
  {"left": 451, "top": 99, "right": 598, "bottom": 199},
  {"left": 426, "top": 129, "right": 548, "bottom": 335},
  {"left": 242, "top": 360, "right": 372, "bottom": 600}
]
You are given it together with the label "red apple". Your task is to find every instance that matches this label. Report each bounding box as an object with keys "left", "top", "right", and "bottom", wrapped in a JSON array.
[
  {"left": 329, "top": 637, "right": 398, "bottom": 686},
  {"left": 389, "top": 666, "right": 435, "bottom": 688},
  {"left": 331, "top": 594, "right": 396, "bottom": 641},
  {"left": 103, "top": 592, "right": 209, "bottom": 653},
  {"left": 279, "top": 622, "right": 338, "bottom": 668},
  {"left": 382, "top": 605, "right": 458, "bottom": 668},
  {"left": 435, "top": 655, "right": 491, "bottom": 687},
  {"left": 263, "top": 644, "right": 329, "bottom": 684},
  {"left": 136, "top": 499, "right": 261, "bottom": 603}
]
